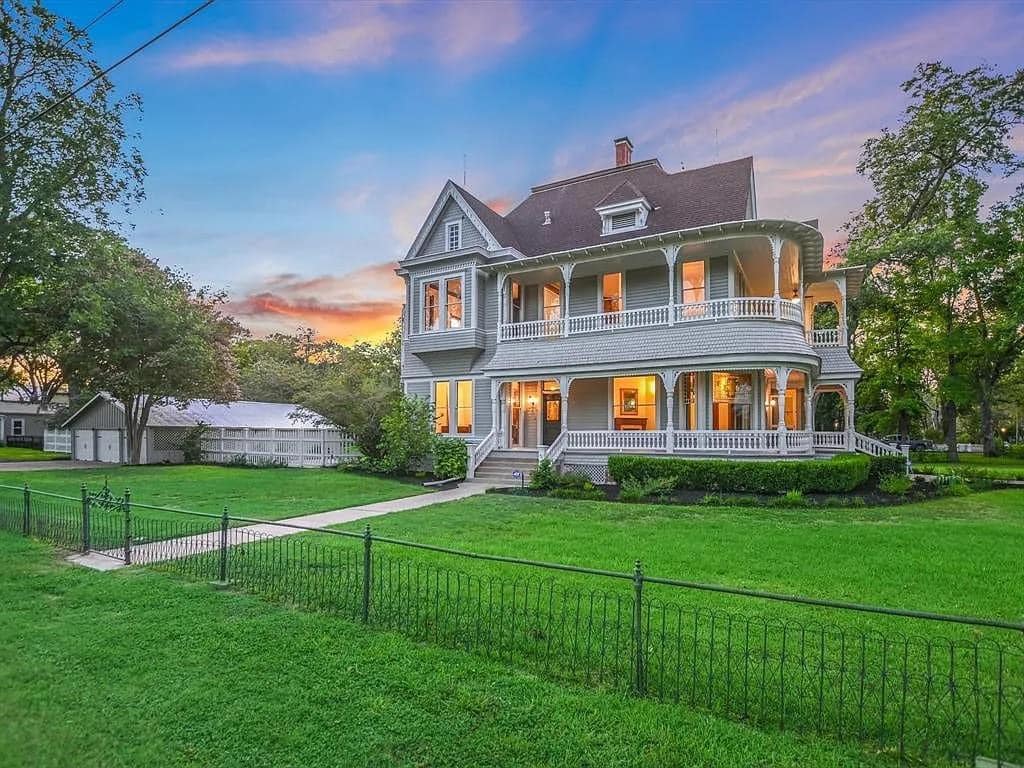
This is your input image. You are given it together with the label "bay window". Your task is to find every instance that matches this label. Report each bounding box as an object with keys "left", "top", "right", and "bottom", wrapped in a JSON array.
[
  {"left": 446, "top": 277, "right": 463, "bottom": 329},
  {"left": 423, "top": 281, "right": 440, "bottom": 331},
  {"left": 434, "top": 379, "right": 473, "bottom": 435},
  {"left": 456, "top": 380, "right": 473, "bottom": 434},
  {"left": 434, "top": 381, "right": 450, "bottom": 434}
]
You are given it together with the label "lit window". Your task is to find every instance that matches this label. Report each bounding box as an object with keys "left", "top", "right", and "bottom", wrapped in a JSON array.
[
  {"left": 446, "top": 221, "right": 461, "bottom": 251},
  {"left": 612, "top": 376, "right": 656, "bottom": 430},
  {"left": 423, "top": 281, "right": 440, "bottom": 331},
  {"left": 680, "top": 372, "right": 698, "bottom": 430},
  {"left": 446, "top": 277, "right": 463, "bottom": 329},
  {"left": 602, "top": 273, "right": 623, "bottom": 314},
  {"left": 543, "top": 282, "right": 561, "bottom": 321},
  {"left": 682, "top": 261, "right": 705, "bottom": 304},
  {"left": 509, "top": 280, "right": 523, "bottom": 323},
  {"left": 434, "top": 381, "right": 450, "bottom": 434},
  {"left": 11, "top": 419, "right": 24, "bottom": 437},
  {"left": 712, "top": 372, "right": 753, "bottom": 430},
  {"left": 456, "top": 380, "right": 473, "bottom": 434}
]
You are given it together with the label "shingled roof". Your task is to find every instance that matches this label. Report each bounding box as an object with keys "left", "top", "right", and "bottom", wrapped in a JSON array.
[{"left": 441, "top": 155, "right": 754, "bottom": 259}]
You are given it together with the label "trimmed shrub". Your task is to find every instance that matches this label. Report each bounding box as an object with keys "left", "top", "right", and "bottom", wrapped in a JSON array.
[
  {"left": 433, "top": 436, "right": 468, "bottom": 479},
  {"left": 878, "top": 473, "right": 913, "bottom": 496},
  {"left": 772, "top": 490, "right": 808, "bottom": 508},
  {"left": 530, "top": 458, "right": 559, "bottom": 490},
  {"left": 608, "top": 454, "right": 870, "bottom": 494},
  {"left": 868, "top": 454, "right": 907, "bottom": 485},
  {"left": 618, "top": 476, "right": 675, "bottom": 503}
]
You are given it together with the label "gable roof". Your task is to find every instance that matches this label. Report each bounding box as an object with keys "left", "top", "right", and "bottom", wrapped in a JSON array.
[
  {"left": 400, "top": 156, "right": 757, "bottom": 264},
  {"left": 62, "top": 393, "right": 329, "bottom": 430}
]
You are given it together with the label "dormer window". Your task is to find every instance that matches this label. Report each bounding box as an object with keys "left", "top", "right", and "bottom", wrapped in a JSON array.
[
  {"left": 594, "top": 186, "right": 651, "bottom": 236},
  {"left": 446, "top": 220, "right": 462, "bottom": 251}
]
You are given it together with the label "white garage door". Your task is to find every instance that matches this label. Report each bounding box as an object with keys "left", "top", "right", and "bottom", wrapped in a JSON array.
[
  {"left": 74, "top": 430, "right": 95, "bottom": 461},
  {"left": 96, "top": 430, "right": 122, "bottom": 464}
]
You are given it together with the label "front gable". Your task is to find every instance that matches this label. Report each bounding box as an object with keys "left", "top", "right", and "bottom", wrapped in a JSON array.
[{"left": 404, "top": 181, "right": 503, "bottom": 261}]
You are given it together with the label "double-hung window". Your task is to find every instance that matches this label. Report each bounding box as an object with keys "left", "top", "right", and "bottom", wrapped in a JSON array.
[
  {"left": 434, "top": 381, "right": 450, "bottom": 434},
  {"left": 446, "top": 277, "right": 463, "bottom": 329},
  {"left": 542, "top": 282, "right": 561, "bottom": 322},
  {"left": 681, "top": 260, "right": 705, "bottom": 304},
  {"left": 456, "top": 380, "right": 473, "bottom": 434},
  {"left": 602, "top": 273, "right": 623, "bottom": 314},
  {"left": 423, "top": 281, "right": 440, "bottom": 331},
  {"left": 446, "top": 220, "right": 462, "bottom": 251},
  {"left": 11, "top": 419, "right": 24, "bottom": 437},
  {"left": 509, "top": 280, "right": 523, "bottom": 323}
]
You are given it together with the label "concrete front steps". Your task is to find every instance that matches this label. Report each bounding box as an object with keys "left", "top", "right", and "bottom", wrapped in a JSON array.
[{"left": 472, "top": 450, "right": 538, "bottom": 485}]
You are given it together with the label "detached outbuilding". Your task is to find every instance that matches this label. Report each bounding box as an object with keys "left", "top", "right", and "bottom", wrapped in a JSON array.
[{"left": 60, "top": 393, "right": 356, "bottom": 466}]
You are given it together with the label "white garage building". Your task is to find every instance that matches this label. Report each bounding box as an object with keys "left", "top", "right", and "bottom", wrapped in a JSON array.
[{"left": 61, "top": 393, "right": 356, "bottom": 466}]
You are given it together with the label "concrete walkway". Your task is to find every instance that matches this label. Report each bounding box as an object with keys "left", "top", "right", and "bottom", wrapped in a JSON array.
[
  {"left": 0, "top": 460, "right": 101, "bottom": 472},
  {"left": 68, "top": 481, "right": 493, "bottom": 571}
]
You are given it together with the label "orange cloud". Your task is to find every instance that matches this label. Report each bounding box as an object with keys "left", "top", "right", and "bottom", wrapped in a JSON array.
[
  {"left": 228, "top": 261, "right": 403, "bottom": 344},
  {"left": 486, "top": 196, "right": 514, "bottom": 215}
]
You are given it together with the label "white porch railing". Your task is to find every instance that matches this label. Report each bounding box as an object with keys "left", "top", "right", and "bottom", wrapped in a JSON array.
[
  {"left": 499, "top": 298, "right": 805, "bottom": 343},
  {"left": 43, "top": 428, "right": 72, "bottom": 453},
  {"left": 807, "top": 328, "right": 845, "bottom": 346},
  {"left": 567, "top": 430, "right": 667, "bottom": 451},
  {"left": 468, "top": 429, "right": 497, "bottom": 478},
  {"left": 812, "top": 431, "right": 848, "bottom": 450},
  {"left": 672, "top": 297, "right": 775, "bottom": 323},
  {"left": 539, "top": 429, "right": 569, "bottom": 464},
  {"left": 498, "top": 317, "right": 564, "bottom": 341},
  {"left": 673, "top": 430, "right": 781, "bottom": 452},
  {"left": 568, "top": 305, "right": 670, "bottom": 335}
]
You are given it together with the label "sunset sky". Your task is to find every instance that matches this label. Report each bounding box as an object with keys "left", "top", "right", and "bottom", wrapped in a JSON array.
[{"left": 60, "top": 0, "right": 1024, "bottom": 344}]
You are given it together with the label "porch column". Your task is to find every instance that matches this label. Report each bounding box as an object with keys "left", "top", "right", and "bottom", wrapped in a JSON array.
[
  {"left": 844, "top": 381, "right": 856, "bottom": 451},
  {"left": 804, "top": 375, "right": 814, "bottom": 432},
  {"left": 664, "top": 245, "right": 680, "bottom": 325},
  {"left": 662, "top": 370, "right": 677, "bottom": 454},
  {"left": 559, "top": 376, "right": 570, "bottom": 434},
  {"left": 496, "top": 273, "right": 506, "bottom": 330},
  {"left": 560, "top": 263, "right": 574, "bottom": 337},
  {"left": 770, "top": 235, "right": 782, "bottom": 320},
  {"left": 774, "top": 366, "right": 790, "bottom": 455},
  {"left": 496, "top": 382, "right": 507, "bottom": 447},
  {"left": 838, "top": 276, "right": 849, "bottom": 345},
  {"left": 491, "top": 380, "right": 502, "bottom": 442}
]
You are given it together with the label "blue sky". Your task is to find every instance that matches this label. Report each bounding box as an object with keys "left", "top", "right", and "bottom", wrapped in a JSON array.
[{"left": 54, "top": 0, "right": 1024, "bottom": 341}]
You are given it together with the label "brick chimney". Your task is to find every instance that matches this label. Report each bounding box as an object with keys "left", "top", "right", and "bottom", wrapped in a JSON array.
[{"left": 614, "top": 136, "right": 633, "bottom": 167}]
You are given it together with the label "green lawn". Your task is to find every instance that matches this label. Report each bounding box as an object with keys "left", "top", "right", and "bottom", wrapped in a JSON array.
[
  {"left": 0, "top": 446, "right": 68, "bottom": 462},
  {"left": 334, "top": 490, "right": 1024, "bottom": 627},
  {"left": 0, "top": 465, "right": 423, "bottom": 523},
  {"left": 0, "top": 533, "right": 887, "bottom": 768},
  {"left": 913, "top": 453, "right": 1024, "bottom": 480}
]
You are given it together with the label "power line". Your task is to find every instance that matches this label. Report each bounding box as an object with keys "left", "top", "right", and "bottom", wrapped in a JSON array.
[
  {"left": 80, "top": 0, "right": 127, "bottom": 34},
  {"left": 1, "top": 0, "right": 217, "bottom": 144}
]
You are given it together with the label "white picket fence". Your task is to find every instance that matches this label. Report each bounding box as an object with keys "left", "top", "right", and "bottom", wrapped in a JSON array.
[
  {"left": 200, "top": 427, "right": 359, "bottom": 468},
  {"left": 43, "top": 428, "right": 72, "bottom": 453}
]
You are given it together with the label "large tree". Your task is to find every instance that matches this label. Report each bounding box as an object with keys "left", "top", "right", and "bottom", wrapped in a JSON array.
[
  {"left": 844, "top": 63, "right": 1024, "bottom": 457},
  {"left": 62, "top": 236, "right": 241, "bottom": 464},
  {"left": 0, "top": 0, "right": 144, "bottom": 359}
]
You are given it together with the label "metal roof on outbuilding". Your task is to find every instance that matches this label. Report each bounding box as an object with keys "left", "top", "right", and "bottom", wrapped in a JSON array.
[{"left": 62, "top": 393, "right": 327, "bottom": 430}]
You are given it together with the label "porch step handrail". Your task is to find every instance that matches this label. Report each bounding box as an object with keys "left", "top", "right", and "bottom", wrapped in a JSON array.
[
  {"left": 852, "top": 431, "right": 907, "bottom": 458},
  {"left": 539, "top": 430, "right": 569, "bottom": 464},
  {"left": 467, "top": 429, "right": 498, "bottom": 479}
]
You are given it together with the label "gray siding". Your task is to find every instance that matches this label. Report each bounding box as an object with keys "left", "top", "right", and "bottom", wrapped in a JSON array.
[
  {"left": 68, "top": 399, "right": 125, "bottom": 430},
  {"left": 420, "top": 199, "right": 486, "bottom": 257},
  {"left": 483, "top": 275, "right": 498, "bottom": 328},
  {"left": 709, "top": 255, "right": 729, "bottom": 300},
  {"left": 524, "top": 283, "right": 540, "bottom": 321},
  {"left": 406, "top": 381, "right": 431, "bottom": 400},
  {"left": 567, "top": 377, "right": 607, "bottom": 430},
  {"left": 569, "top": 275, "right": 598, "bottom": 316},
  {"left": 474, "top": 378, "right": 493, "bottom": 434},
  {"left": 624, "top": 266, "right": 667, "bottom": 310},
  {"left": 0, "top": 412, "right": 51, "bottom": 440}
]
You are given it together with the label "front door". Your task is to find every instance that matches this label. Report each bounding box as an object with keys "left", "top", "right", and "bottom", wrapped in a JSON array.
[{"left": 542, "top": 393, "right": 561, "bottom": 445}]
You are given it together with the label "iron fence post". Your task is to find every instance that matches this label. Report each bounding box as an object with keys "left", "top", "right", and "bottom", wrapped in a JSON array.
[
  {"left": 362, "top": 524, "right": 372, "bottom": 623},
  {"left": 218, "top": 507, "right": 229, "bottom": 583},
  {"left": 22, "top": 483, "right": 30, "bottom": 536},
  {"left": 80, "top": 484, "right": 91, "bottom": 552},
  {"left": 633, "top": 559, "right": 646, "bottom": 695},
  {"left": 123, "top": 488, "right": 132, "bottom": 565}
]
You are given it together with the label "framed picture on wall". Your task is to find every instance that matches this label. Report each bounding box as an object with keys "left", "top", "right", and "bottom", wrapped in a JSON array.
[{"left": 622, "top": 388, "right": 638, "bottom": 414}]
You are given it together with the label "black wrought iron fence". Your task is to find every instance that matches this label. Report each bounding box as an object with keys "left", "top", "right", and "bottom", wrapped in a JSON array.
[{"left": 1, "top": 482, "right": 1021, "bottom": 766}]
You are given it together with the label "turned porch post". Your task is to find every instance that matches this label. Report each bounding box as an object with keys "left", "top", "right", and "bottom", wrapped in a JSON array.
[
  {"left": 770, "top": 235, "right": 783, "bottom": 321},
  {"left": 663, "top": 245, "right": 680, "bottom": 325},
  {"left": 804, "top": 376, "right": 814, "bottom": 432},
  {"left": 559, "top": 376, "right": 570, "bottom": 434},
  {"left": 844, "top": 381, "right": 856, "bottom": 451},
  {"left": 560, "top": 263, "right": 574, "bottom": 337},
  {"left": 774, "top": 366, "right": 790, "bottom": 455},
  {"left": 662, "top": 370, "right": 677, "bottom": 454}
]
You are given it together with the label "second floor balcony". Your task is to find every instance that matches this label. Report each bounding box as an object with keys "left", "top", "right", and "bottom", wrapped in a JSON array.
[{"left": 498, "top": 296, "right": 805, "bottom": 342}]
